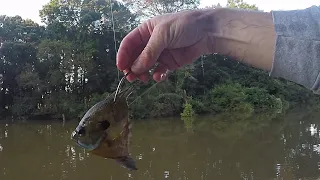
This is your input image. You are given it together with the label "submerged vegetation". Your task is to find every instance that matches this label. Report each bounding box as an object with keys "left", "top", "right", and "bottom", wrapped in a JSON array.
[{"left": 0, "top": 0, "right": 319, "bottom": 121}]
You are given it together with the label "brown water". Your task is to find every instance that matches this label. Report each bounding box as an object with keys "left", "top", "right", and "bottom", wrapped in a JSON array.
[{"left": 1, "top": 108, "right": 320, "bottom": 180}]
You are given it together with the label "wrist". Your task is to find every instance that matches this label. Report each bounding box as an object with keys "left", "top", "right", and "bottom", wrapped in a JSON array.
[{"left": 200, "top": 8, "right": 276, "bottom": 71}]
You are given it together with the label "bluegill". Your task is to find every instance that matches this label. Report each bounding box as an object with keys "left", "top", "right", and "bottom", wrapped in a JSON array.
[{"left": 71, "top": 85, "right": 137, "bottom": 170}]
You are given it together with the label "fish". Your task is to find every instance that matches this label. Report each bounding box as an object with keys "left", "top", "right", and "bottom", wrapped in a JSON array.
[{"left": 71, "top": 84, "right": 137, "bottom": 171}]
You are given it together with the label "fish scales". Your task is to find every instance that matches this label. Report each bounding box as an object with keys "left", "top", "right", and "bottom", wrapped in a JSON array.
[{"left": 71, "top": 85, "right": 137, "bottom": 170}]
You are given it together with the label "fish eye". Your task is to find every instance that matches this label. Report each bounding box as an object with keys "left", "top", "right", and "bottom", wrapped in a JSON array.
[
  {"left": 78, "top": 128, "right": 86, "bottom": 135},
  {"left": 98, "top": 120, "right": 110, "bottom": 130}
]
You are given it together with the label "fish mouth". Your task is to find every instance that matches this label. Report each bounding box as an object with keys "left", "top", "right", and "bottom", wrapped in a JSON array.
[{"left": 71, "top": 130, "right": 102, "bottom": 151}]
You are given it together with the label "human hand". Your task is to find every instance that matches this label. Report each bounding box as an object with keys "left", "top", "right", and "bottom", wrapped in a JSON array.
[
  {"left": 116, "top": 8, "right": 275, "bottom": 83},
  {"left": 116, "top": 9, "right": 213, "bottom": 83}
]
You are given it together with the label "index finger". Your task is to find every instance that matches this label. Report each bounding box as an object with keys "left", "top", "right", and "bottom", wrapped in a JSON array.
[{"left": 116, "top": 25, "right": 151, "bottom": 71}]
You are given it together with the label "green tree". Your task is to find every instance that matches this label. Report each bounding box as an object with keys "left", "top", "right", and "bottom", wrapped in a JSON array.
[
  {"left": 0, "top": 0, "right": 319, "bottom": 121},
  {"left": 226, "top": 0, "right": 259, "bottom": 10},
  {"left": 123, "top": 0, "right": 200, "bottom": 19}
]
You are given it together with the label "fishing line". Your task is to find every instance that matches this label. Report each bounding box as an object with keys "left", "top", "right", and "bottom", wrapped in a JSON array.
[
  {"left": 108, "top": 1, "right": 171, "bottom": 105},
  {"left": 113, "top": 71, "right": 160, "bottom": 104},
  {"left": 113, "top": 72, "right": 129, "bottom": 102},
  {"left": 128, "top": 70, "right": 172, "bottom": 106},
  {"left": 113, "top": 70, "right": 171, "bottom": 106},
  {"left": 109, "top": 0, "right": 120, "bottom": 82},
  {"left": 108, "top": 0, "right": 163, "bottom": 96},
  {"left": 128, "top": 81, "right": 160, "bottom": 106}
]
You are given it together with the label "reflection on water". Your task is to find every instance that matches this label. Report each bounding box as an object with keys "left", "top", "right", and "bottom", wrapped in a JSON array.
[{"left": 1, "top": 108, "right": 320, "bottom": 179}]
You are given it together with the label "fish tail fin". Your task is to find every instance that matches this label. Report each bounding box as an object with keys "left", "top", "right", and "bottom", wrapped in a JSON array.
[{"left": 115, "top": 156, "right": 138, "bottom": 171}]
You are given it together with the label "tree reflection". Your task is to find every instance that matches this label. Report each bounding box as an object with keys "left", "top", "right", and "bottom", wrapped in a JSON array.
[{"left": 1, "top": 108, "right": 320, "bottom": 179}]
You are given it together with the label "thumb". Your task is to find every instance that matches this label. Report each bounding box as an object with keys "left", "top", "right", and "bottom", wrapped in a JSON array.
[{"left": 131, "top": 27, "right": 167, "bottom": 74}]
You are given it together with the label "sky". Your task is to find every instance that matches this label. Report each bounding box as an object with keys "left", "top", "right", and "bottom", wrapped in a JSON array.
[{"left": 0, "top": 0, "right": 319, "bottom": 24}]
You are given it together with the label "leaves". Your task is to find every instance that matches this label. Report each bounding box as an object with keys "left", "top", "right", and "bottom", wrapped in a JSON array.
[
  {"left": 227, "top": 0, "right": 259, "bottom": 10},
  {"left": 1, "top": 0, "right": 319, "bottom": 120},
  {"left": 0, "top": 0, "right": 138, "bottom": 119},
  {"left": 123, "top": 0, "right": 200, "bottom": 18}
]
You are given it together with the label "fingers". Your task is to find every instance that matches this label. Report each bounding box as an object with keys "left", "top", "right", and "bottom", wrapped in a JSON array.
[
  {"left": 123, "top": 69, "right": 150, "bottom": 83},
  {"left": 117, "top": 19, "right": 206, "bottom": 83},
  {"left": 123, "top": 69, "right": 136, "bottom": 82},
  {"left": 123, "top": 41, "right": 203, "bottom": 83},
  {"left": 131, "top": 26, "right": 166, "bottom": 75},
  {"left": 117, "top": 26, "right": 150, "bottom": 71},
  {"left": 137, "top": 73, "right": 150, "bottom": 83},
  {"left": 117, "top": 23, "right": 167, "bottom": 83},
  {"left": 153, "top": 63, "right": 169, "bottom": 82}
]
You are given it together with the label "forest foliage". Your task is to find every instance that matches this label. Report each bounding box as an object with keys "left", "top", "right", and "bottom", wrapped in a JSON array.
[{"left": 0, "top": 0, "right": 318, "bottom": 121}]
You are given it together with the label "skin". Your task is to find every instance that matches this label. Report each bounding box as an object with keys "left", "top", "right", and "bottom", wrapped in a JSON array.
[{"left": 116, "top": 7, "right": 276, "bottom": 83}]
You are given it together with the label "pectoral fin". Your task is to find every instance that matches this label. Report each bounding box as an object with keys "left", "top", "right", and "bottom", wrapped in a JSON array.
[{"left": 115, "top": 156, "right": 138, "bottom": 171}]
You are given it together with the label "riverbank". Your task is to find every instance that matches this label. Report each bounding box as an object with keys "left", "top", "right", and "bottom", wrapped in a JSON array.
[{"left": 2, "top": 97, "right": 319, "bottom": 123}]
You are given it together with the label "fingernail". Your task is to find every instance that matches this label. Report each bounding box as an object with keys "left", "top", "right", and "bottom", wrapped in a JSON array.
[{"left": 160, "top": 73, "right": 167, "bottom": 81}]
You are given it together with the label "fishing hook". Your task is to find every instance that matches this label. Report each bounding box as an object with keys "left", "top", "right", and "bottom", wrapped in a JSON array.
[{"left": 113, "top": 72, "right": 130, "bottom": 102}]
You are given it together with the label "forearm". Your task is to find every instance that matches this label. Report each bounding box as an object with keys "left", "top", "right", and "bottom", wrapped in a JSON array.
[
  {"left": 202, "top": 6, "right": 320, "bottom": 94},
  {"left": 202, "top": 7, "right": 275, "bottom": 71}
]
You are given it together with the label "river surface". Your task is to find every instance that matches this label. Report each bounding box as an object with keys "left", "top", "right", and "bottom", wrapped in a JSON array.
[{"left": 1, "top": 108, "right": 320, "bottom": 180}]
